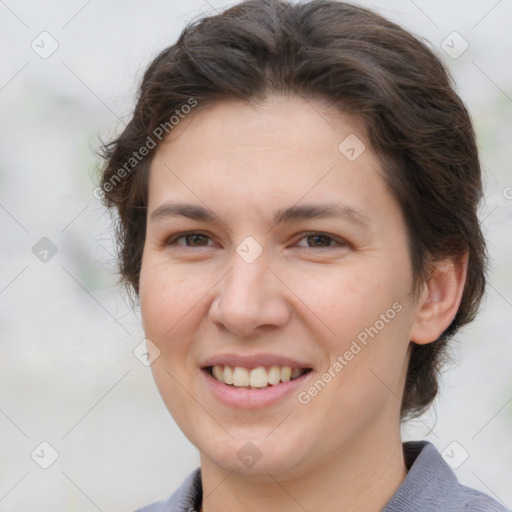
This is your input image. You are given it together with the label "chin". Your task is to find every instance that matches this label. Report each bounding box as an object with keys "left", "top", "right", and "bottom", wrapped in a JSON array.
[{"left": 197, "top": 434, "right": 310, "bottom": 477}]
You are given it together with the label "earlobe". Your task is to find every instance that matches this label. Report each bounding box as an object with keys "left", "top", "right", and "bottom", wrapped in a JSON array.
[{"left": 410, "top": 252, "right": 469, "bottom": 345}]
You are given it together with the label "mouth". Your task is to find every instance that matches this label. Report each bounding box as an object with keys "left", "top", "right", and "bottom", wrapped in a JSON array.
[{"left": 204, "top": 364, "right": 312, "bottom": 389}]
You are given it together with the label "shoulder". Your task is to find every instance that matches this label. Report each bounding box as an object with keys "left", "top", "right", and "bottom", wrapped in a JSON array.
[
  {"left": 383, "top": 441, "right": 509, "bottom": 512},
  {"left": 133, "top": 468, "right": 202, "bottom": 512},
  {"left": 133, "top": 446, "right": 509, "bottom": 512}
]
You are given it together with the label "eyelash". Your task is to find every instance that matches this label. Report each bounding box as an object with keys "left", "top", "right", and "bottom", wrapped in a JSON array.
[{"left": 165, "top": 231, "right": 348, "bottom": 249}]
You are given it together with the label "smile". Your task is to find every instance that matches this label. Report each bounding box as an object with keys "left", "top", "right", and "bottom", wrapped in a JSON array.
[{"left": 208, "top": 365, "right": 311, "bottom": 389}]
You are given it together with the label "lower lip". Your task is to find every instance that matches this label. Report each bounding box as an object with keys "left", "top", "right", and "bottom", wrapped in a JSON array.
[{"left": 201, "top": 369, "right": 312, "bottom": 409}]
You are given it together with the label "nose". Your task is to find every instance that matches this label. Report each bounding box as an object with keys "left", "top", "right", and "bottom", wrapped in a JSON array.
[{"left": 208, "top": 253, "right": 292, "bottom": 337}]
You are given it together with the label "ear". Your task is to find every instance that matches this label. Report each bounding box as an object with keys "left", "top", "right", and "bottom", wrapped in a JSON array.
[{"left": 410, "top": 252, "right": 468, "bottom": 345}]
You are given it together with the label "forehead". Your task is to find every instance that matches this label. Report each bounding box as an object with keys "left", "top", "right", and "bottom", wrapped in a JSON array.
[
  {"left": 160, "top": 95, "right": 369, "bottom": 164},
  {"left": 147, "top": 95, "right": 401, "bottom": 231}
]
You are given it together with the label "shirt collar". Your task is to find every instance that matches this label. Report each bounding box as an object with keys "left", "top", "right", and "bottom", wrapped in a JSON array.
[
  {"left": 382, "top": 440, "right": 461, "bottom": 511},
  {"left": 167, "top": 441, "right": 459, "bottom": 511}
]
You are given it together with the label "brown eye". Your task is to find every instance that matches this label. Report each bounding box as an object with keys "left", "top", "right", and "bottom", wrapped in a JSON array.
[
  {"left": 295, "top": 233, "right": 344, "bottom": 248},
  {"left": 184, "top": 234, "right": 210, "bottom": 246},
  {"left": 167, "top": 232, "right": 213, "bottom": 247},
  {"left": 306, "top": 234, "right": 334, "bottom": 247}
]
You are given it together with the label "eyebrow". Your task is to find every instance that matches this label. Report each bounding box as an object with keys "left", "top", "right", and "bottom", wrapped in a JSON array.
[{"left": 149, "top": 201, "right": 370, "bottom": 227}]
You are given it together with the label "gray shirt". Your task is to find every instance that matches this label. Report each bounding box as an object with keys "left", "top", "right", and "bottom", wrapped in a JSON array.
[{"left": 135, "top": 441, "right": 509, "bottom": 511}]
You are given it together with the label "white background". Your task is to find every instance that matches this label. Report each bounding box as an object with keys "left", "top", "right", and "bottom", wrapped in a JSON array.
[{"left": 1, "top": 0, "right": 511, "bottom": 510}]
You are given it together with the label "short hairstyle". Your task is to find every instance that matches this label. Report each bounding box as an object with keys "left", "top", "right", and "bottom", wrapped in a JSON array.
[{"left": 99, "top": 0, "right": 487, "bottom": 419}]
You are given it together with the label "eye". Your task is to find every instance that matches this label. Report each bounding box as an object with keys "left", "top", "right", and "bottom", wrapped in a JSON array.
[
  {"left": 295, "top": 232, "right": 346, "bottom": 248},
  {"left": 167, "top": 232, "right": 214, "bottom": 247}
]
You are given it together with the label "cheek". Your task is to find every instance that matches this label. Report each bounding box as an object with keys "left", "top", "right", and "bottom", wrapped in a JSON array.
[
  {"left": 288, "top": 259, "right": 412, "bottom": 389},
  {"left": 284, "top": 260, "right": 402, "bottom": 341},
  {"left": 140, "top": 252, "right": 199, "bottom": 318},
  {"left": 139, "top": 259, "right": 206, "bottom": 425},
  {"left": 139, "top": 258, "right": 203, "bottom": 352}
]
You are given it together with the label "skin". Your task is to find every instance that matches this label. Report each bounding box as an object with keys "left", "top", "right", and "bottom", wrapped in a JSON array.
[{"left": 139, "top": 95, "right": 468, "bottom": 512}]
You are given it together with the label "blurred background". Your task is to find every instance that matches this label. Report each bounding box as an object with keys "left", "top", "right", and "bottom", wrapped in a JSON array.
[{"left": 0, "top": 0, "right": 511, "bottom": 510}]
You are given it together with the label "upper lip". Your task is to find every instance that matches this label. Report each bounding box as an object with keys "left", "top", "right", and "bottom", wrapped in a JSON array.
[{"left": 200, "top": 353, "right": 313, "bottom": 370}]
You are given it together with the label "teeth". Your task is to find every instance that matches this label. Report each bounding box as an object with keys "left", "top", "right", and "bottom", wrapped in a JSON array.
[
  {"left": 249, "top": 367, "right": 268, "bottom": 388},
  {"left": 268, "top": 365, "right": 281, "bottom": 385},
  {"left": 210, "top": 364, "right": 307, "bottom": 388},
  {"left": 223, "top": 365, "right": 233, "bottom": 385},
  {"left": 212, "top": 365, "right": 224, "bottom": 381},
  {"left": 291, "top": 368, "right": 303, "bottom": 379},
  {"left": 280, "top": 366, "right": 292, "bottom": 382},
  {"left": 232, "top": 367, "right": 249, "bottom": 387}
]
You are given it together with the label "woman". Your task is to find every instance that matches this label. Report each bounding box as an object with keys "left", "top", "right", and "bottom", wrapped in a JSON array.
[{"left": 100, "top": 1, "right": 508, "bottom": 510}]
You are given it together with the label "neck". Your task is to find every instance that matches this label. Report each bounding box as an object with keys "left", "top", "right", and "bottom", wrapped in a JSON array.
[{"left": 199, "top": 423, "right": 407, "bottom": 512}]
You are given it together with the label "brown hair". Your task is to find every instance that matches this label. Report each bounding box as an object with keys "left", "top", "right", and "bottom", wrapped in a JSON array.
[{"left": 99, "top": 0, "right": 487, "bottom": 419}]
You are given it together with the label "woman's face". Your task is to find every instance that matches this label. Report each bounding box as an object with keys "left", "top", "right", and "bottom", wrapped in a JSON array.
[{"left": 139, "top": 96, "right": 421, "bottom": 477}]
